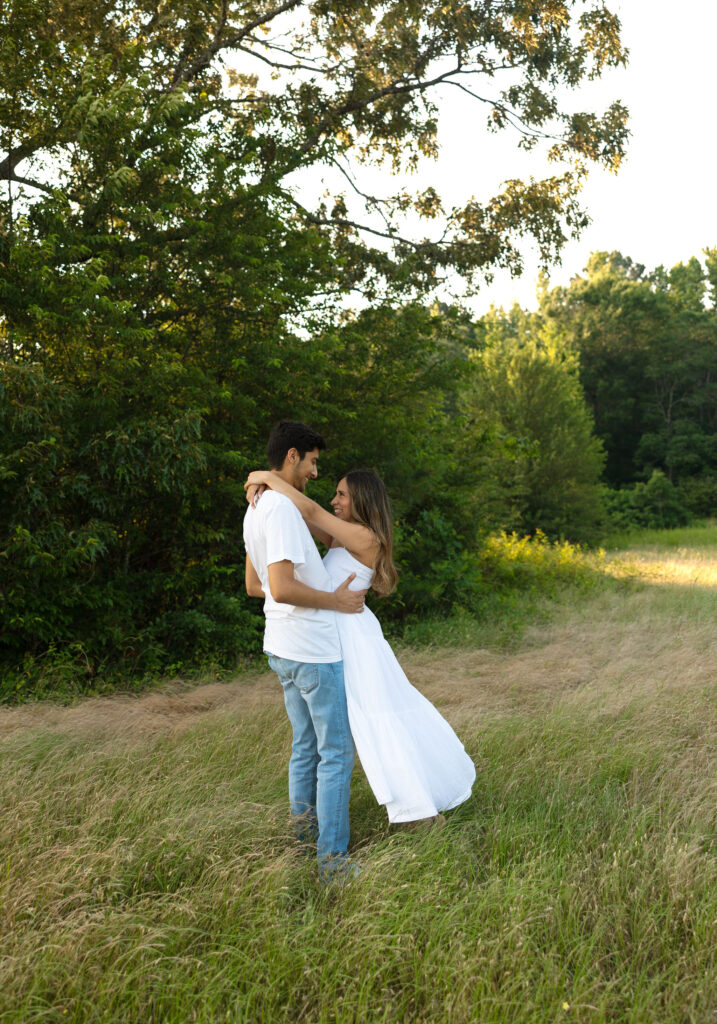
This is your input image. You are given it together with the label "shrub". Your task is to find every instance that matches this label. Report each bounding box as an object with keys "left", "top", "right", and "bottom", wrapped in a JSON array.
[
  {"left": 478, "top": 530, "right": 606, "bottom": 593},
  {"left": 676, "top": 474, "right": 717, "bottom": 518},
  {"left": 605, "top": 470, "right": 691, "bottom": 532}
]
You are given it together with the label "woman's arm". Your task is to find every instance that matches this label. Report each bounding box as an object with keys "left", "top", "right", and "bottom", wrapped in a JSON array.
[
  {"left": 245, "top": 476, "right": 333, "bottom": 547},
  {"left": 245, "top": 470, "right": 376, "bottom": 558}
]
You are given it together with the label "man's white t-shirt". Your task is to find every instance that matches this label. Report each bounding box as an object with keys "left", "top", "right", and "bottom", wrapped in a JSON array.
[{"left": 243, "top": 490, "right": 342, "bottom": 663}]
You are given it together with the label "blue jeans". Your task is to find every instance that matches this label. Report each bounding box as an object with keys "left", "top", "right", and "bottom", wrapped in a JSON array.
[{"left": 266, "top": 654, "right": 354, "bottom": 872}]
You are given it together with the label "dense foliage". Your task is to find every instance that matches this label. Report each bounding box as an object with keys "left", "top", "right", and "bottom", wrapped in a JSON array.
[
  {"left": 1, "top": 1, "right": 632, "bottom": 689},
  {"left": 474, "top": 250, "right": 717, "bottom": 535},
  {"left": 539, "top": 251, "right": 717, "bottom": 523},
  {"left": 467, "top": 305, "right": 606, "bottom": 541}
]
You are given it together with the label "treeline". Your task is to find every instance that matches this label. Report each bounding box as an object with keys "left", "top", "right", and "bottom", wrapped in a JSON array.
[
  {"left": 479, "top": 250, "right": 717, "bottom": 534},
  {"left": 547, "top": 251, "right": 717, "bottom": 515},
  {"left": 4, "top": 247, "right": 717, "bottom": 688}
]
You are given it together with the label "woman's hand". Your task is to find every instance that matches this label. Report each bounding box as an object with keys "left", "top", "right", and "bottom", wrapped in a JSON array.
[
  {"left": 245, "top": 470, "right": 271, "bottom": 489},
  {"left": 244, "top": 470, "right": 272, "bottom": 506},
  {"left": 245, "top": 483, "right": 266, "bottom": 506}
]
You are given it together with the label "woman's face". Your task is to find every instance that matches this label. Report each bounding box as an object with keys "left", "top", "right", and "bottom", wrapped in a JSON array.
[{"left": 331, "top": 478, "right": 353, "bottom": 522}]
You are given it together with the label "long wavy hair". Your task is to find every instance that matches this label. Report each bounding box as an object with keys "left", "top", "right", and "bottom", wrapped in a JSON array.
[{"left": 344, "top": 469, "right": 398, "bottom": 597}]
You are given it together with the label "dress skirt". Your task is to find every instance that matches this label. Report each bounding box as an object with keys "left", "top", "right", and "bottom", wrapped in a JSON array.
[{"left": 323, "top": 546, "right": 476, "bottom": 823}]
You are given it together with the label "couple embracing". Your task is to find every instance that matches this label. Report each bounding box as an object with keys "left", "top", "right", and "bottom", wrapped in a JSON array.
[{"left": 243, "top": 420, "right": 475, "bottom": 882}]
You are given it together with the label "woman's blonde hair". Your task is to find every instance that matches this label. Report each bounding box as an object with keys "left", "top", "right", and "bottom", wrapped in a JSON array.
[{"left": 344, "top": 469, "right": 398, "bottom": 597}]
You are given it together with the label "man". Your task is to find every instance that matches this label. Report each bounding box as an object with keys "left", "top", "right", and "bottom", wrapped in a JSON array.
[{"left": 243, "top": 420, "right": 366, "bottom": 880}]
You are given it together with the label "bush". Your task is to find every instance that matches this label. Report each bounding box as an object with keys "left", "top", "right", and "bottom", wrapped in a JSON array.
[
  {"left": 478, "top": 530, "right": 606, "bottom": 593},
  {"left": 605, "top": 470, "right": 691, "bottom": 532},
  {"left": 380, "top": 510, "right": 488, "bottom": 623},
  {"left": 382, "top": 527, "right": 607, "bottom": 645},
  {"left": 676, "top": 474, "right": 717, "bottom": 518},
  {"left": 0, "top": 361, "right": 266, "bottom": 693}
]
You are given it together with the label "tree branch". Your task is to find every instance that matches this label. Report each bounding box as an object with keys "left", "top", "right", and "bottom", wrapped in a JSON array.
[
  {"left": 299, "top": 208, "right": 434, "bottom": 253},
  {"left": 298, "top": 64, "right": 463, "bottom": 156},
  {"left": 0, "top": 139, "right": 44, "bottom": 182},
  {"left": 234, "top": 41, "right": 328, "bottom": 75},
  {"left": 1, "top": 170, "right": 54, "bottom": 196},
  {"left": 171, "top": 0, "right": 305, "bottom": 87},
  {"left": 329, "top": 157, "right": 396, "bottom": 234},
  {"left": 241, "top": 32, "right": 332, "bottom": 71},
  {"left": 442, "top": 78, "right": 560, "bottom": 142}
]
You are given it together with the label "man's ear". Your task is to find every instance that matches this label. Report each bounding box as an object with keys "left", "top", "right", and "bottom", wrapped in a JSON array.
[{"left": 286, "top": 447, "right": 299, "bottom": 465}]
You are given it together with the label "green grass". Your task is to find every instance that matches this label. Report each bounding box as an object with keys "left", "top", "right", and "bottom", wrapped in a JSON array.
[
  {"left": 395, "top": 585, "right": 603, "bottom": 651},
  {"left": 1, "top": 531, "right": 716, "bottom": 1023},
  {"left": 601, "top": 519, "right": 717, "bottom": 551}
]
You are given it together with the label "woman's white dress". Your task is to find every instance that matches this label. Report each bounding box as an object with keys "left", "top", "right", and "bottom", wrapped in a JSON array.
[{"left": 323, "top": 546, "right": 476, "bottom": 823}]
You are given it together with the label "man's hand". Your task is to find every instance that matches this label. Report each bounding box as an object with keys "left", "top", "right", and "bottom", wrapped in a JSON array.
[
  {"left": 333, "top": 574, "right": 367, "bottom": 614},
  {"left": 267, "top": 562, "right": 367, "bottom": 612}
]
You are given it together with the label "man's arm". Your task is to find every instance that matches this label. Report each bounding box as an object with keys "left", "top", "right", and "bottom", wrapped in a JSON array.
[
  {"left": 245, "top": 554, "right": 265, "bottom": 599},
  {"left": 267, "top": 560, "right": 366, "bottom": 613}
]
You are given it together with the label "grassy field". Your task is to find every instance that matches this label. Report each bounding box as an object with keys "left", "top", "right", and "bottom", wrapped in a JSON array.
[{"left": 1, "top": 527, "right": 715, "bottom": 1023}]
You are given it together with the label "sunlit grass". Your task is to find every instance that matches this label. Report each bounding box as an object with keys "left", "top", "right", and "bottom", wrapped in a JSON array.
[
  {"left": 601, "top": 520, "right": 717, "bottom": 589},
  {"left": 608, "top": 550, "right": 717, "bottom": 587}
]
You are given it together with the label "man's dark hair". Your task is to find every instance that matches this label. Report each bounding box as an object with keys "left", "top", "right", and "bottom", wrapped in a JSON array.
[{"left": 266, "top": 420, "right": 326, "bottom": 469}]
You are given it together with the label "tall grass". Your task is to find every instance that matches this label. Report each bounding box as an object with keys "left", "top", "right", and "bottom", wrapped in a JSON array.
[
  {"left": 601, "top": 519, "right": 717, "bottom": 551},
  {"left": 1, "top": 533, "right": 716, "bottom": 1023}
]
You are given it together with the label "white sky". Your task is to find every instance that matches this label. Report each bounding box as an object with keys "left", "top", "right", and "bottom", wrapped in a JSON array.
[
  {"left": 455, "top": 0, "right": 717, "bottom": 313},
  {"left": 283, "top": 1, "right": 716, "bottom": 315}
]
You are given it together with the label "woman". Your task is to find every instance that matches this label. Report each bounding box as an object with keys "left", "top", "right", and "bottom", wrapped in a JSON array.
[{"left": 245, "top": 467, "right": 476, "bottom": 825}]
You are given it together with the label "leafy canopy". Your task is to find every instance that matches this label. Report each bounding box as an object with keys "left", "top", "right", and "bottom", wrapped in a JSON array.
[{"left": 1, "top": 0, "right": 628, "bottom": 303}]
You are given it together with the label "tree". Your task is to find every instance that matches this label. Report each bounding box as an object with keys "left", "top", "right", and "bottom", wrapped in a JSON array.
[
  {"left": 1, "top": 0, "right": 628, "bottom": 313},
  {"left": 468, "top": 304, "right": 605, "bottom": 541},
  {"left": 0, "top": 1, "right": 629, "bottom": 684}
]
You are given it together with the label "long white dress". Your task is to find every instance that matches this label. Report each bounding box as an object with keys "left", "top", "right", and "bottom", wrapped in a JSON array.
[{"left": 324, "top": 545, "right": 476, "bottom": 823}]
